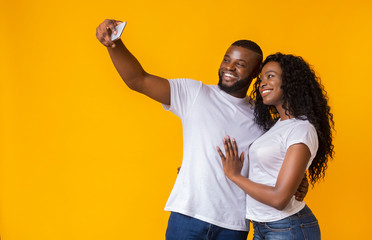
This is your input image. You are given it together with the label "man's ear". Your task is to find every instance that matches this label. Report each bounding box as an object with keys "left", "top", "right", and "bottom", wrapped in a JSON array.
[
  {"left": 251, "top": 68, "right": 260, "bottom": 80},
  {"left": 252, "top": 56, "right": 263, "bottom": 79}
]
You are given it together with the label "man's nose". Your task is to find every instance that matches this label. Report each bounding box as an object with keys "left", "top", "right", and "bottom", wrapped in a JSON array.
[{"left": 226, "top": 62, "right": 235, "bottom": 70}]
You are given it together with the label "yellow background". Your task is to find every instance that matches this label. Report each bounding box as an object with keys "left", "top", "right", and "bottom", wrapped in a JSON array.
[{"left": 1, "top": 0, "right": 371, "bottom": 239}]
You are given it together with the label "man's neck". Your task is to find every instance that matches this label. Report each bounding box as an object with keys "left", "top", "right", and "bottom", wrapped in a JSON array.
[{"left": 228, "top": 91, "right": 247, "bottom": 98}]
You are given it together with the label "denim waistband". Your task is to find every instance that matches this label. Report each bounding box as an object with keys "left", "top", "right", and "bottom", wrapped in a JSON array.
[
  {"left": 251, "top": 205, "right": 316, "bottom": 224},
  {"left": 289, "top": 205, "right": 314, "bottom": 219}
]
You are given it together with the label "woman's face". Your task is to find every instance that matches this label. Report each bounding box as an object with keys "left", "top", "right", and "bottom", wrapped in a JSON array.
[{"left": 259, "top": 61, "right": 283, "bottom": 108}]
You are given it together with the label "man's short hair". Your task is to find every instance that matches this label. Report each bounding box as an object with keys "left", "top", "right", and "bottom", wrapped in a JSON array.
[{"left": 232, "top": 40, "right": 263, "bottom": 56}]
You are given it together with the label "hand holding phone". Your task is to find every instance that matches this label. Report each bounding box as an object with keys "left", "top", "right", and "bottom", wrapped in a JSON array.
[{"left": 111, "top": 22, "right": 127, "bottom": 41}]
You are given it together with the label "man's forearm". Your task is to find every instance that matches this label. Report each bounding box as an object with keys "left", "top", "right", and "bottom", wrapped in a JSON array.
[
  {"left": 107, "top": 39, "right": 147, "bottom": 91},
  {"left": 96, "top": 19, "right": 170, "bottom": 105}
]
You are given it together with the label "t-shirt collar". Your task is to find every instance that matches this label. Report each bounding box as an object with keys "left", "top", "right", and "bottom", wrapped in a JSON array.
[{"left": 218, "top": 87, "right": 248, "bottom": 105}]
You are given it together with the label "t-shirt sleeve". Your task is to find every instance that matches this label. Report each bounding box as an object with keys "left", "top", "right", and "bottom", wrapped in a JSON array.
[
  {"left": 285, "top": 122, "right": 319, "bottom": 168},
  {"left": 162, "top": 78, "right": 202, "bottom": 118}
]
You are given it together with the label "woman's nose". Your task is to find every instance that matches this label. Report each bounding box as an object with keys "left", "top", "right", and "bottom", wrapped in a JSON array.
[{"left": 259, "top": 77, "right": 266, "bottom": 86}]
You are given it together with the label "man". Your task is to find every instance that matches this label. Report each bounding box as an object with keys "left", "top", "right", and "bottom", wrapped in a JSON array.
[{"left": 96, "top": 19, "right": 307, "bottom": 240}]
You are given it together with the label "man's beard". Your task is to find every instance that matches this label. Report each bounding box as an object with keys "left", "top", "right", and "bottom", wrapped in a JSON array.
[{"left": 218, "top": 72, "right": 251, "bottom": 94}]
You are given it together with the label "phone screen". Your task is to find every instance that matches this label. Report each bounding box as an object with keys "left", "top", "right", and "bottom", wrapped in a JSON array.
[{"left": 111, "top": 22, "right": 127, "bottom": 41}]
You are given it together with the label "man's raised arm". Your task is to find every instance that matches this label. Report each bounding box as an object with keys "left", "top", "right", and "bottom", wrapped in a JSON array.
[{"left": 96, "top": 19, "right": 170, "bottom": 105}]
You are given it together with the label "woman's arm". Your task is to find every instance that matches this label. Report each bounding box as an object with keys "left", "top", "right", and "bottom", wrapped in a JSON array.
[{"left": 217, "top": 136, "right": 310, "bottom": 210}]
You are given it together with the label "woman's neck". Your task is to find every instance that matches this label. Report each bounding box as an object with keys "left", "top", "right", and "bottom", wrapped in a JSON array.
[{"left": 276, "top": 103, "right": 293, "bottom": 121}]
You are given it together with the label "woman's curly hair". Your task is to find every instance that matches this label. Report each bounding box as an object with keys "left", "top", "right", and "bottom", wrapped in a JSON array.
[{"left": 250, "top": 53, "right": 335, "bottom": 186}]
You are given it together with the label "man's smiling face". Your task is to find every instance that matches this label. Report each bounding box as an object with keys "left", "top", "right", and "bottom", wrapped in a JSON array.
[{"left": 218, "top": 45, "right": 261, "bottom": 96}]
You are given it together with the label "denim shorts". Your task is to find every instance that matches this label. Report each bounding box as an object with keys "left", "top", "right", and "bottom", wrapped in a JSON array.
[
  {"left": 252, "top": 205, "right": 321, "bottom": 240},
  {"left": 165, "top": 212, "right": 248, "bottom": 240}
]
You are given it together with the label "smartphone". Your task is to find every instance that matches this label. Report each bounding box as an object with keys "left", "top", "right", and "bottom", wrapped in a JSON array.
[{"left": 111, "top": 22, "right": 127, "bottom": 41}]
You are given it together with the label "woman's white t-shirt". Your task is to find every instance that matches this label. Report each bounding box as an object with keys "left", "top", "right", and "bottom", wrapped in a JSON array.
[{"left": 246, "top": 118, "right": 318, "bottom": 222}]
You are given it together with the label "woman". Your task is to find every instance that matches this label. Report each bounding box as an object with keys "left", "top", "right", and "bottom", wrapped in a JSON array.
[{"left": 217, "top": 53, "right": 334, "bottom": 239}]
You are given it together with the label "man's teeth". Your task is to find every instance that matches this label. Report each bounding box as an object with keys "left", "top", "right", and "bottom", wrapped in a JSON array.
[{"left": 224, "top": 73, "right": 235, "bottom": 78}]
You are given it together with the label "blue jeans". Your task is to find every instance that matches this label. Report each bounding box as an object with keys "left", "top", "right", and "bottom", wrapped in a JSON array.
[
  {"left": 252, "top": 205, "right": 320, "bottom": 240},
  {"left": 165, "top": 212, "right": 248, "bottom": 240}
]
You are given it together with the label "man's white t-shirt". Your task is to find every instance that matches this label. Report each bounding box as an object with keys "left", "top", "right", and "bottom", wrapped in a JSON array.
[
  {"left": 163, "top": 78, "right": 263, "bottom": 231},
  {"left": 246, "top": 118, "right": 318, "bottom": 222}
]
